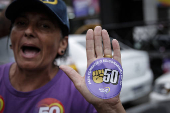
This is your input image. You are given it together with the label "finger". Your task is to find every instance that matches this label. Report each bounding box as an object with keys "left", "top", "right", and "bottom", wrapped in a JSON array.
[
  {"left": 86, "top": 29, "right": 95, "bottom": 63},
  {"left": 112, "top": 39, "right": 122, "bottom": 65},
  {"left": 94, "top": 26, "right": 103, "bottom": 58},
  {"left": 102, "top": 29, "right": 112, "bottom": 56}
]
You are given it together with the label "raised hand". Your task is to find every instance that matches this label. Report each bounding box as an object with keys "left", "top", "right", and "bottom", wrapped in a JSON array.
[{"left": 60, "top": 26, "right": 126, "bottom": 113}]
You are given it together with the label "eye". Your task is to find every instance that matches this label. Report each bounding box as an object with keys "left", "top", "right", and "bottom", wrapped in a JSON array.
[
  {"left": 17, "top": 21, "right": 26, "bottom": 26},
  {"left": 41, "top": 24, "right": 50, "bottom": 29},
  {"left": 14, "top": 17, "right": 27, "bottom": 27},
  {"left": 15, "top": 19, "right": 27, "bottom": 27}
]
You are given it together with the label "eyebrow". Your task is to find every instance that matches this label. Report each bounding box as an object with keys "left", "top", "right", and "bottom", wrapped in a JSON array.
[
  {"left": 16, "top": 14, "right": 26, "bottom": 18},
  {"left": 39, "top": 17, "right": 51, "bottom": 21}
]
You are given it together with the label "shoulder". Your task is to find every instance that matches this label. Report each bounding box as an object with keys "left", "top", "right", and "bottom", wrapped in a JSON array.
[{"left": 0, "top": 63, "right": 12, "bottom": 81}]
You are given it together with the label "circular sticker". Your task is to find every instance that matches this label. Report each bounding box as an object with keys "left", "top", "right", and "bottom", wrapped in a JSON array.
[
  {"left": 34, "top": 98, "right": 65, "bottom": 113},
  {"left": 0, "top": 95, "right": 5, "bottom": 113},
  {"left": 85, "top": 58, "right": 123, "bottom": 99}
]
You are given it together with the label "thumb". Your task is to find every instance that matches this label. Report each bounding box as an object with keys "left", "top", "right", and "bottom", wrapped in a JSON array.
[
  {"left": 59, "top": 65, "right": 93, "bottom": 102},
  {"left": 59, "top": 65, "right": 83, "bottom": 85}
]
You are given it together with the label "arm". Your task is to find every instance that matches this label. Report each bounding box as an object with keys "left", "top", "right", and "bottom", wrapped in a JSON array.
[
  {"left": 60, "top": 26, "right": 126, "bottom": 113},
  {"left": 93, "top": 100, "right": 126, "bottom": 113},
  {"left": 0, "top": 0, "right": 13, "bottom": 38}
]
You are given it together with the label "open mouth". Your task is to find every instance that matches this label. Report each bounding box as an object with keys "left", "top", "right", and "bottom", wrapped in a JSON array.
[{"left": 21, "top": 45, "right": 41, "bottom": 58}]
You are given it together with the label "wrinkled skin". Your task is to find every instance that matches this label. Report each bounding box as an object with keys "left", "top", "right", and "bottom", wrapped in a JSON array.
[{"left": 9, "top": 11, "right": 68, "bottom": 92}]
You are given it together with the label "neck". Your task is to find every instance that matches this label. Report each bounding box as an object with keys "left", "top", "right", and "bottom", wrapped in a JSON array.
[{"left": 9, "top": 63, "right": 59, "bottom": 92}]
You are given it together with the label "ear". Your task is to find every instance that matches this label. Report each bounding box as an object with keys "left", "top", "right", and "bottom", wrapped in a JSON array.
[{"left": 57, "top": 36, "right": 68, "bottom": 55}]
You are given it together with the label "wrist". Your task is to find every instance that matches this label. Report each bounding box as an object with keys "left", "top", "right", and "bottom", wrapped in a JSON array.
[{"left": 93, "top": 98, "right": 126, "bottom": 113}]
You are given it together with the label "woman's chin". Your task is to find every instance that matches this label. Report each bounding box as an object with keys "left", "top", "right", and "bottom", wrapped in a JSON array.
[{"left": 17, "top": 61, "right": 40, "bottom": 71}]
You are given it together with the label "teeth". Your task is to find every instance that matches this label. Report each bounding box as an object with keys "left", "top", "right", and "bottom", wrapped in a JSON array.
[
  {"left": 24, "top": 50, "right": 37, "bottom": 54},
  {"left": 24, "top": 49, "right": 38, "bottom": 57}
]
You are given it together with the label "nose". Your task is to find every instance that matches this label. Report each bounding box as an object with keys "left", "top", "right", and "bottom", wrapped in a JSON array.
[{"left": 24, "top": 24, "right": 35, "bottom": 38}]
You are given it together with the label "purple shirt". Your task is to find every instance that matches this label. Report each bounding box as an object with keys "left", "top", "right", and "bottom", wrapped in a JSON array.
[{"left": 0, "top": 63, "right": 97, "bottom": 113}]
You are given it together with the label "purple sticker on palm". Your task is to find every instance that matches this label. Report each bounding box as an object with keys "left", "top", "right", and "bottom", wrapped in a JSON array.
[{"left": 85, "top": 58, "right": 123, "bottom": 99}]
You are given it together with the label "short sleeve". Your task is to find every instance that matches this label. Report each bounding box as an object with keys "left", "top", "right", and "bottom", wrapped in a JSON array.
[
  {"left": 0, "top": 63, "right": 12, "bottom": 84},
  {"left": 0, "top": 64, "right": 5, "bottom": 83}
]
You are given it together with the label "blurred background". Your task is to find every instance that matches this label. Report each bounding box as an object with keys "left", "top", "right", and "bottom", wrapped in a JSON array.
[{"left": 1, "top": 0, "right": 170, "bottom": 112}]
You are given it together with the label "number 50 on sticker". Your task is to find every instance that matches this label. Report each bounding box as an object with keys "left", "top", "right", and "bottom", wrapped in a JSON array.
[{"left": 93, "top": 69, "right": 119, "bottom": 85}]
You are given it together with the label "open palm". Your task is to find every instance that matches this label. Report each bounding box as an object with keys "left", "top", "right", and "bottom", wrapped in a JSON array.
[{"left": 60, "top": 26, "right": 125, "bottom": 113}]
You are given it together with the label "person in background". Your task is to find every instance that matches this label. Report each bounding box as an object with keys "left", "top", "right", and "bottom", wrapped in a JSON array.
[
  {"left": 0, "top": 0, "right": 13, "bottom": 38},
  {"left": 0, "top": 0, "right": 126, "bottom": 113}
]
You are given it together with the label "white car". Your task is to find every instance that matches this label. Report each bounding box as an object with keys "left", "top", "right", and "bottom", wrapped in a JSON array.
[
  {"left": 149, "top": 72, "right": 170, "bottom": 102},
  {"left": 66, "top": 34, "right": 153, "bottom": 103}
]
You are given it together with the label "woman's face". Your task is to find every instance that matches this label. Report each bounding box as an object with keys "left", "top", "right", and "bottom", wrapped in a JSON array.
[{"left": 10, "top": 11, "right": 67, "bottom": 70}]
